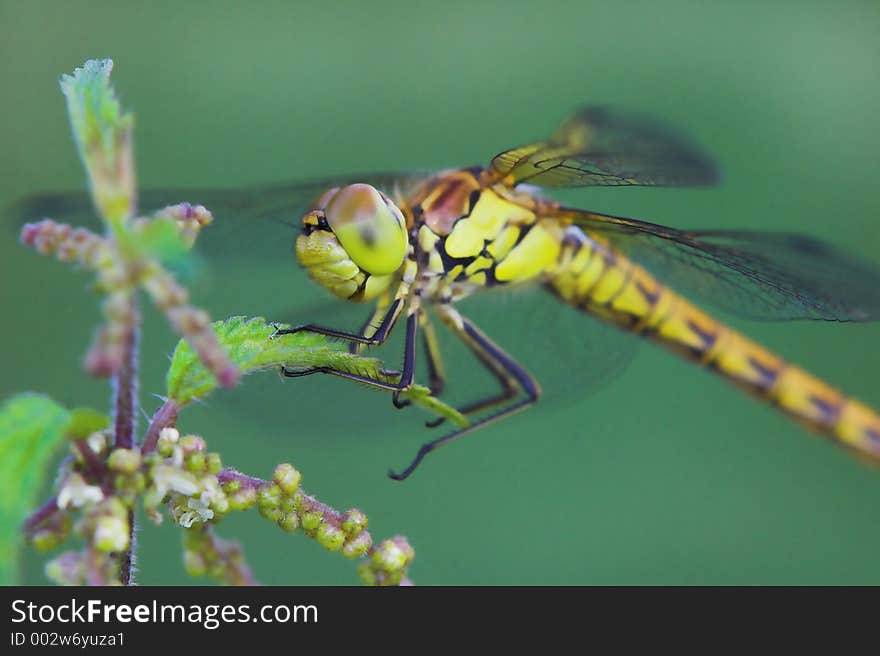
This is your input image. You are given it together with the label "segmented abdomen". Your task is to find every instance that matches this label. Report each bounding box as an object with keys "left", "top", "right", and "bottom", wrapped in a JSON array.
[{"left": 547, "top": 226, "right": 880, "bottom": 461}]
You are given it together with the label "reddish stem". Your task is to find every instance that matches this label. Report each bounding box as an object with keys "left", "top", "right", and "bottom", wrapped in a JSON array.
[
  {"left": 112, "top": 313, "right": 139, "bottom": 450},
  {"left": 217, "top": 468, "right": 268, "bottom": 490},
  {"left": 111, "top": 296, "right": 139, "bottom": 585},
  {"left": 142, "top": 400, "right": 180, "bottom": 454},
  {"left": 217, "top": 469, "right": 345, "bottom": 527},
  {"left": 22, "top": 497, "right": 60, "bottom": 536},
  {"left": 74, "top": 441, "right": 107, "bottom": 483}
]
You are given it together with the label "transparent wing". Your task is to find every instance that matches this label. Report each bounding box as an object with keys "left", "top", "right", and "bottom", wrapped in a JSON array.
[
  {"left": 442, "top": 285, "right": 640, "bottom": 409},
  {"left": 558, "top": 207, "right": 880, "bottom": 322},
  {"left": 8, "top": 171, "right": 433, "bottom": 262},
  {"left": 491, "top": 106, "right": 720, "bottom": 188}
]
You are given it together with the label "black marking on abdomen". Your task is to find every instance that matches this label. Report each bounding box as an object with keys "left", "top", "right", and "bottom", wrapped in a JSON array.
[
  {"left": 686, "top": 319, "right": 718, "bottom": 354},
  {"left": 809, "top": 395, "right": 843, "bottom": 428},
  {"left": 635, "top": 280, "right": 660, "bottom": 307},
  {"left": 747, "top": 357, "right": 781, "bottom": 392}
]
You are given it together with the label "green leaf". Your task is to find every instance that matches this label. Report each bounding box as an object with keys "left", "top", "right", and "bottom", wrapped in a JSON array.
[
  {"left": 66, "top": 408, "right": 110, "bottom": 441},
  {"left": 166, "top": 316, "right": 467, "bottom": 427},
  {"left": 0, "top": 394, "right": 71, "bottom": 585},
  {"left": 60, "top": 58, "right": 135, "bottom": 226}
]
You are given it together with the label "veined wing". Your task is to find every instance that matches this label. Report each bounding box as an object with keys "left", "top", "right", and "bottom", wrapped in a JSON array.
[
  {"left": 452, "top": 285, "right": 640, "bottom": 406},
  {"left": 555, "top": 207, "right": 880, "bottom": 322},
  {"left": 9, "top": 171, "right": 432, "bottom": 259},
  {"left": 491, "top": 106, "right": 719, "bottom": 188}
]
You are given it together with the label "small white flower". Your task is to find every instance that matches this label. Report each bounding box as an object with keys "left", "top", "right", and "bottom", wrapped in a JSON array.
[
  {"left": 57, "top": 473, "right": 104, "bottom": 509},
  {"left": 199, "top": 477, "right": 223, "bottom": 505},
  {"left": 159, "top": 426, "right": 180, "bottom": 443},
  {"left": 152, "top": 464, "right": 199, "bottom": 497},
  {"left": 177, "top": 496, "right": 214, "bottom": 527},
  {"left": 86, "top": 431, "right": 107, "bottom": 454},
  {"left": 176, "top": 511, "right": 197, "bottom": 528}
]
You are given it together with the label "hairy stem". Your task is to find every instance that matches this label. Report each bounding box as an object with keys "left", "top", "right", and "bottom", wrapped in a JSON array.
[
  {"left": 218, "top": 468, "right": 347, "bottom": 528},
  {"left": 217, "top": 468, "right": 268, "bottom": 491},
  {"left": 112, "top": 298, "right": 139, "bottom": 450},
  {"left": 112, "top": 295, "right": 139, "bottom": 585}
]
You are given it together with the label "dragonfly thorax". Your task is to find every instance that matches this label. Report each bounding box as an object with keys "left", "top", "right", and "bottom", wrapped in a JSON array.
[{"left": 295, "top": 183, "right": 408, "bottom": 302}]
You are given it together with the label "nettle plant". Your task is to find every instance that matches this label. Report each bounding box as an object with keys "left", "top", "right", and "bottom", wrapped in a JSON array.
[{"left": 2, "top": 59, "right": 463, "bottom": 586}]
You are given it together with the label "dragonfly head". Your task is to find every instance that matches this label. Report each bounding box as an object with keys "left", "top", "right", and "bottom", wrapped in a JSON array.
[{"left": 295, "top": 183, "right": 408, "bottom": 301}]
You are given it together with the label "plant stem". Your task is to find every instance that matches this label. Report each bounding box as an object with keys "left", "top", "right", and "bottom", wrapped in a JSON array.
[
  {"left": 217, "top": 468, "right": 268, "bottom": 490},
  {"left": 22, "top": 497, "right": 59, "bottom": 536},
  {"left": 217, "top": 469, "right": 346, "bottom": 527},
  {"left": 112, "top": 295, "right": 139, "bottom": 585},
  {"left": 74, "top": 441, "right": 107, "bottom": 484},
  {"left": 112, "top": 298, "right": 139, "bottom": 450},
  {"left": 142, "top": 399, "right": 180, "bottom": 455}
]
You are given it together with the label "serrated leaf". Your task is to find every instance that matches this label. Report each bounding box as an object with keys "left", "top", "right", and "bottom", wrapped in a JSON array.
[
  {"left": 60, "top": 58, "right": 135, "bottom": 226},
  {"left": 0, "top": 394, "right": 71, "bottom": 585},
  {"left": 166, "top": 316, "right": 467, "bottom": 427},
  {"left": 60, "top": 59, "right": 129, "bottom": 162}
]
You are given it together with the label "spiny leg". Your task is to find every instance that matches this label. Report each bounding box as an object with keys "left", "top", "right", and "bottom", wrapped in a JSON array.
[
  {"left": 278, "top": 263, "right": 419, "bottom": 404},
  {"left": 388, "top": 306, "right": 540, "bottom": 481},
  {"left": 276, "top": 295, "right": 404, "bottom": 347},
  {"left": 281, "top": 306, "right": 419, "bottom": 396},
  {"left": 348, "top": 290, "right": 392, "bottom": 356},
  {"left": 275, "top": 260, "right": 415, "bottom": 348},
  {"left": 423, "top": 322, "right": 518, "bottom": 428}
]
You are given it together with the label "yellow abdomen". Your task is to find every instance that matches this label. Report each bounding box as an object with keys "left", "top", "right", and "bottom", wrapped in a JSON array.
[{"left": 548, "top": 226, "right": 880, "bottom": 462}]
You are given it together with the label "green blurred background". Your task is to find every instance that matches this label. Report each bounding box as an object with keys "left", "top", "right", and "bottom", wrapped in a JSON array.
[{"left": 2, "top": 0, "right": 880, "bottom": 585}]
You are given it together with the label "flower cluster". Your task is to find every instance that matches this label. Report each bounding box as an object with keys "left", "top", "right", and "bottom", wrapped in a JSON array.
[
  {"left": 358, "top": 537, "right": 416, "bottom": 587},
  {"left": 28, "top": 422, "right": 417, "bottom": 586}
]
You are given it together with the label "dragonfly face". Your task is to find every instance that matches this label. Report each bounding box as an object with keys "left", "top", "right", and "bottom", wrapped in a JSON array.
[{"left": 295, "top": 183, "right": 408, "bottom": 302}]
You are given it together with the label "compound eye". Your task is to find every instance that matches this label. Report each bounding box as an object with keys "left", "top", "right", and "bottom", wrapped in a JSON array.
[{"left": 324, "top": 184, "right": 408, "bottom": 275}]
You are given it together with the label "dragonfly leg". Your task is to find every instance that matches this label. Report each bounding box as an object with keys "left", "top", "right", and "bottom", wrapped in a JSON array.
[
  {"left": 348, "top": 290, "right": 392, "bottom": 355},
  {"left": 275, "top": 261, "right": 416, "bottom": 348},
  {"left": 423, "top": 323, "right": 519, "bottom": 428},
  {"left": 275, "top": 295, "right": 404, "bottom": 347},
  {"left": 420, "top": 311, "right": 446, "bottom": 397},
  {"left": 281, "top": 305, "right": 419, "bottom": 395},
  {"left": 388, "top": 306, "right": 540, "bottom": 481},
  {"left": 346, "top": 309, "right": 440, "bottom": 409},
  {"left": 278, "top": 264, "right": 424, "bottom": 406},
  {"left": 421, "top": 302, "right": 522, "bottom": 429}
]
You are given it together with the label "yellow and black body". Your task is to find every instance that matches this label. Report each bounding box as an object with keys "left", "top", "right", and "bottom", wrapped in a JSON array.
[{"left": 273, "top": 107, "right": 880, "bottom": 479}]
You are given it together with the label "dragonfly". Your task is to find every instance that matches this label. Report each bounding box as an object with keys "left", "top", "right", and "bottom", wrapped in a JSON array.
[{"left": 17, "top": 106, "right": 880, "bottom": 480}]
